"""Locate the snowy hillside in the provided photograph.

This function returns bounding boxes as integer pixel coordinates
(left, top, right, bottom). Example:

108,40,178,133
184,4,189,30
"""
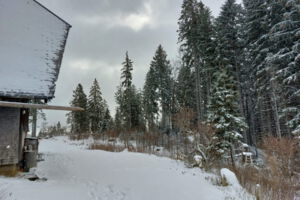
0,137,252,200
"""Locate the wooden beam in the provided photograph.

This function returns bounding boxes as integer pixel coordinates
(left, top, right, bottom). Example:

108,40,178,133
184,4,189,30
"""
0,101,84,111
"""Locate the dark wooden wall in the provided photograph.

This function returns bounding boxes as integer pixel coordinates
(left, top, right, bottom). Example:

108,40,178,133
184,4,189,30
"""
0,107,20,166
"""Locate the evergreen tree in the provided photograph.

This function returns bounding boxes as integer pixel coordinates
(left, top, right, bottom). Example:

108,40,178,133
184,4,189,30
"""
88,79,106,133
121,52,133,89
215,0,241,76
154,45,172,130
115,52,143,130
208,68,247,167
68,83,89,134
143,65,159,130
214,0,254,143
114,107,122,131
120,52,134,129
131,87,145,130
176,63,196,110
102,108,112,132
242,0,269,142
143,45,173,130
266,0,300,136
178,0,215,121
215,0,243,115
243,0,300,138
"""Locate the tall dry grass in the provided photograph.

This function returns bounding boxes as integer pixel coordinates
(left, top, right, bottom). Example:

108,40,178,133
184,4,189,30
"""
234,136,299,200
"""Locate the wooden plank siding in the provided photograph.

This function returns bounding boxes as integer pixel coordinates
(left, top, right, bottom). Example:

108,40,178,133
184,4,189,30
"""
0,107,20,165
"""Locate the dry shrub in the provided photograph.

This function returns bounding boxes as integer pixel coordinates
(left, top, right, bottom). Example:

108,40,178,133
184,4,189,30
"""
174,107,195,132
262,136,296,179
89,142,152,154
234,136,299,200
69,133,91,140
89,143,125,152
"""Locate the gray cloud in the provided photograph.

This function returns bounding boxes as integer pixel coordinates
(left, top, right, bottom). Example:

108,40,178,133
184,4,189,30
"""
37,0,242,127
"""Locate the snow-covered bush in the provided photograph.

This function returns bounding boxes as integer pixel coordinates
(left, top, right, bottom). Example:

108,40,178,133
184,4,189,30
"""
220,168,240,187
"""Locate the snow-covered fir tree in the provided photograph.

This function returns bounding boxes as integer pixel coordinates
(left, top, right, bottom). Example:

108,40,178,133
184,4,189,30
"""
88,79,106,133
266,0,300,136
215,0,243,103
178,0,216,121
242,0,270,142
207,68,247,167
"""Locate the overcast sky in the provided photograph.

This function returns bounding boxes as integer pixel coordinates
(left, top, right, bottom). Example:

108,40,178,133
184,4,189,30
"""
38,0,242,127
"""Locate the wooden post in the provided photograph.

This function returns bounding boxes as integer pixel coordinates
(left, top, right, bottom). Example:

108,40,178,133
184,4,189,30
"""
0,101,84,111
31,103,37,137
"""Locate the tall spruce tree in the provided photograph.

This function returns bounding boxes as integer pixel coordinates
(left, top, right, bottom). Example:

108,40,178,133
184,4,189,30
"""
68,83,89,134
176,64,196,110
242,0,269,142
131,87,145,130
114,107,122,131
266,0,300,136
143,65,159,130
178,0,215,121
155,45,172,130
215,0,243,104
120,52,134,129
102,108,112,132
208,68,247,167
143,45,173,130
88,79,106,133
115,52,143,130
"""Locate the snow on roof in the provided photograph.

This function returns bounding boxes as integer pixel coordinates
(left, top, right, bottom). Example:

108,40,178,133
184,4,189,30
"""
0,0,71,100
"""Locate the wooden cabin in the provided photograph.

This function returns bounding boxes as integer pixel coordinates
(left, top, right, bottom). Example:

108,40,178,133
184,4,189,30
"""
0,0,72,174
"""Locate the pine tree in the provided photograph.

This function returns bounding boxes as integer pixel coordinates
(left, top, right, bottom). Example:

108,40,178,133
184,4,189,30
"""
121,52,133,89
208,68,247,167
242,0,269,142
68,83,89,134
114,107,122,131
266,0,300,136
131,87,144,130
88,79,106,133
143,45,173,130
143,64,159,130
115,52,142,130
120,52,134,129
176,64,196,110
154,45,172,130
216,0,255,144
215,0,243,105
102,108,112,132
178,0,215,121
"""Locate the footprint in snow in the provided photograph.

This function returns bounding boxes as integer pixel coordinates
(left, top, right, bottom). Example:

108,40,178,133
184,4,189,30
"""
86,181,128,200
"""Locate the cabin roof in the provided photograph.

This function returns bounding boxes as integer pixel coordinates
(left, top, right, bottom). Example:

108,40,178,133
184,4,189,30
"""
0,0,71,100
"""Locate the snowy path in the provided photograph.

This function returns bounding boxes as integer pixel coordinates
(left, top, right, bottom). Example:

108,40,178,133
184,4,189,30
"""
0,137,249,200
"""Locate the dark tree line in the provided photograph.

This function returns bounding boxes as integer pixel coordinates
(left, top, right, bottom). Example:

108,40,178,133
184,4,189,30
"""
176,0,300,146
67,0,300,153
67,79,113,134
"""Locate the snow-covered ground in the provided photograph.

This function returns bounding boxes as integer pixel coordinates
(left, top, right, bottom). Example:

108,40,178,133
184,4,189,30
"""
0,137,253,200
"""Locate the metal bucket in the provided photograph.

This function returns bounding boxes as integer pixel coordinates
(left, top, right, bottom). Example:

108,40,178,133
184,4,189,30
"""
23,151,37,172
23,138,39,172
